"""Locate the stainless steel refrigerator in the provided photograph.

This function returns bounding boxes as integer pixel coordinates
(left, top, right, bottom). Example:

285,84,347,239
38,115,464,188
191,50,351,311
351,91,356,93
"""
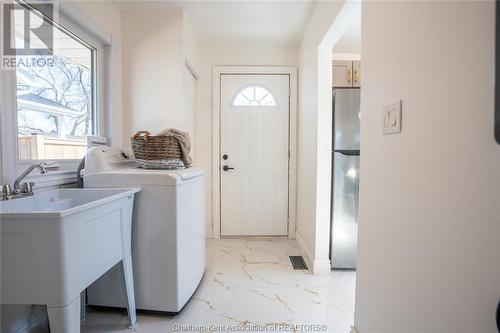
330,88,360,269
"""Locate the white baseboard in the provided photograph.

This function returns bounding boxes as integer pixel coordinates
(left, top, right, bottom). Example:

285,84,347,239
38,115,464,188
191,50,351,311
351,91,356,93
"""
313,258,332,274
295,230,331,274
295,230,314,272
350,325,359,333
205,225,214,239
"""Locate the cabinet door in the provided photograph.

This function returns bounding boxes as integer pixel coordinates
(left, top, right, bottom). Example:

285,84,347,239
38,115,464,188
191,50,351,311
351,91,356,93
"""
353,61,361,87
333,60,353,88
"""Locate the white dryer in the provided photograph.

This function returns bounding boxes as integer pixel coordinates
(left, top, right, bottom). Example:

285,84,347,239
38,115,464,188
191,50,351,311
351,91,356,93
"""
83,147,205,314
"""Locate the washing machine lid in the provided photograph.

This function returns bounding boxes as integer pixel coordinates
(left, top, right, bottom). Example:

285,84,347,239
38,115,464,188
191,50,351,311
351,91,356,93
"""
169,167,204,181
84,167,203,186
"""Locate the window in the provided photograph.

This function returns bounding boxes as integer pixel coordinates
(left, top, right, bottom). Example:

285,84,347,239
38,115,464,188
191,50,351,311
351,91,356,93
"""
14,6,98,160
232,86,277,106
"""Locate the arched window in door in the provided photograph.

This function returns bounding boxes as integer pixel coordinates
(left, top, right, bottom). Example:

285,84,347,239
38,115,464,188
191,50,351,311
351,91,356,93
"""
232,85,277,106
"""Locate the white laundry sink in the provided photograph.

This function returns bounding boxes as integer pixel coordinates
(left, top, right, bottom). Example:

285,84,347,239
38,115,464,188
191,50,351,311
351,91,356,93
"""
0,188,141,333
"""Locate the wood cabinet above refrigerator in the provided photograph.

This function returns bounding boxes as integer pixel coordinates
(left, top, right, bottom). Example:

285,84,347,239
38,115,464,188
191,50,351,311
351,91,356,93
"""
333,60,361,88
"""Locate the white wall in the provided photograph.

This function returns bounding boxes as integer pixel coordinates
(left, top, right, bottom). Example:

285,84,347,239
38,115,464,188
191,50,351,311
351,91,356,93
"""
355,1,500,332
194,39,298,237
121,10,187,140
121,10,200,152
183,13,200,160
183,13,200,73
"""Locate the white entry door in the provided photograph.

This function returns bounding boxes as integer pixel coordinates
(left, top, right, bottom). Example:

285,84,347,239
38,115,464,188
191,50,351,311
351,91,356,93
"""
220,74,290,236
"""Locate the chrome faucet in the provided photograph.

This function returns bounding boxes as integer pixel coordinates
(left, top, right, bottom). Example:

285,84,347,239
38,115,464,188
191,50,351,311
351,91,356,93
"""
1,164,47,201
13,163,47,194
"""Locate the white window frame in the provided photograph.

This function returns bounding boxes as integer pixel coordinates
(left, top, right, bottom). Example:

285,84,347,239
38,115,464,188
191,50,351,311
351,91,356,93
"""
0,2,114,187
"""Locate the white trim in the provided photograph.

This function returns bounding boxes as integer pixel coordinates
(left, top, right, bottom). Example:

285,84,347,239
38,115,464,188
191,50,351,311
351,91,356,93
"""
58,3,118,145
205,225,214,239
185,61,199,80
56,13,107,140
332,53,361,61
0,70,18,185
295,230,314,273
350,326,359,333
212,66,297,240
313,258,333,274
59,1,118,144
296,229,332,274
26,170,77,188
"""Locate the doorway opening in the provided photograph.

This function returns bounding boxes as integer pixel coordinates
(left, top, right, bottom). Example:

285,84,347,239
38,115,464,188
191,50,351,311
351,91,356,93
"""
329,9,362,270
323,0,361,273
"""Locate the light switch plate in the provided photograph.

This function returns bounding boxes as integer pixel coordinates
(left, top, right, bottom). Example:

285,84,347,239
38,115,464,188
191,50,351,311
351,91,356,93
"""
383,100,402,134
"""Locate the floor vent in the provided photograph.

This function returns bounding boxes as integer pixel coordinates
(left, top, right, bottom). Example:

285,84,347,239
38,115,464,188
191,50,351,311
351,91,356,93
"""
289,256,308,270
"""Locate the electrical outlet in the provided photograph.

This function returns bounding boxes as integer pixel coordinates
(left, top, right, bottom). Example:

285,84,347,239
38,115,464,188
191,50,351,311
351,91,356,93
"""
383,100,402,134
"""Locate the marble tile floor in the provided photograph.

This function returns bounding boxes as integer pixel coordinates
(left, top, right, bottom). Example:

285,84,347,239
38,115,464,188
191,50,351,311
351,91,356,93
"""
82,238,356,333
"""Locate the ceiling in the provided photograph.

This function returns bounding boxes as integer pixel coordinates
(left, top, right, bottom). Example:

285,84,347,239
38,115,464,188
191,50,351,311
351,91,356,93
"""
112,0,317,46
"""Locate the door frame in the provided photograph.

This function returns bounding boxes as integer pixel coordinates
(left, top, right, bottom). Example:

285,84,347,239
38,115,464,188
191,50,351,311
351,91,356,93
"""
212,66,297,239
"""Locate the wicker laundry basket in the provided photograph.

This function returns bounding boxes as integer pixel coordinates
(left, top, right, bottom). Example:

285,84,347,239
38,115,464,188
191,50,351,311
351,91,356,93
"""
130,131,183,169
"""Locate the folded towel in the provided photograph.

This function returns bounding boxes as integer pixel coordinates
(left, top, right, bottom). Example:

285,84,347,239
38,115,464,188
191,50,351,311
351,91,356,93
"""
157,128,192,167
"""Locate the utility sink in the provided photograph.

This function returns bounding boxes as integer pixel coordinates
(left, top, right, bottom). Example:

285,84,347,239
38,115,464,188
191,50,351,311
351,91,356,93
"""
0,188,141,333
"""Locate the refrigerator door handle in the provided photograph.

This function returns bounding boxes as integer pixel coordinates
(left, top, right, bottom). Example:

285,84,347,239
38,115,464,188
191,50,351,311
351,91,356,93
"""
334,150,360,156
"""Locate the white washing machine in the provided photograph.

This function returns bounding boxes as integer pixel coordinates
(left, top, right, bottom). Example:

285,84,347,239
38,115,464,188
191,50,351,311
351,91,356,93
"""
83,147,205,314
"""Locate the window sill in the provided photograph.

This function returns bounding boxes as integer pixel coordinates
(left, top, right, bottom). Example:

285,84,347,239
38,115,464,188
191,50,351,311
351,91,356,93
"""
25,169,78,188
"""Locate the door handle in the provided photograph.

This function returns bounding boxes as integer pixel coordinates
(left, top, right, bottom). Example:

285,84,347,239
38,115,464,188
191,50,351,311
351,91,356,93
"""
334,150,360,156
223,165,234,171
